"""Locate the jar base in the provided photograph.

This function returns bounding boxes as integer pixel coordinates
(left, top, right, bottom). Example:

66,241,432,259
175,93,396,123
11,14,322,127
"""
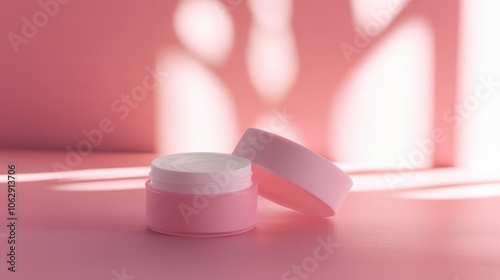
147,224,256,237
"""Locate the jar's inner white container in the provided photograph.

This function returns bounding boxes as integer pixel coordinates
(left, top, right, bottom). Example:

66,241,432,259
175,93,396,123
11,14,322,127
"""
150,152,252,194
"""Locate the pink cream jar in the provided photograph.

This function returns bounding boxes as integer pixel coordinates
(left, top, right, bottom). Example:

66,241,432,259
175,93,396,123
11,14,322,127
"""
146,153,257,237
146,128,353,237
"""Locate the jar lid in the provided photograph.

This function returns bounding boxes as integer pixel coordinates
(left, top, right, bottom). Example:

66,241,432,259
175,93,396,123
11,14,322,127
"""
232,128,352,217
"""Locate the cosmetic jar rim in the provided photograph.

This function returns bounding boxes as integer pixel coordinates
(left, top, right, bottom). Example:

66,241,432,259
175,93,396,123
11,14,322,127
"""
149,152,253,194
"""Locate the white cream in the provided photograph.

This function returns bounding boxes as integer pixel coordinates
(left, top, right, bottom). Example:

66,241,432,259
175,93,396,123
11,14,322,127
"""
150,152,252,194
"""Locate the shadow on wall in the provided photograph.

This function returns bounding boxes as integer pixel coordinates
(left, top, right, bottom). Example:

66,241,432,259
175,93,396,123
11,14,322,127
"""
0,0,459,167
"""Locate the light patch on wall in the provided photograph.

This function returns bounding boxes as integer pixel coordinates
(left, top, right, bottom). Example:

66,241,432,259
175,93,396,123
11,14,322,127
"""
248,0,292,31
246,0,298,104
155,50,238,153
329,17,434,168
457,0,500,169
173,0,234,64
349,0,410,31
251,109,304,145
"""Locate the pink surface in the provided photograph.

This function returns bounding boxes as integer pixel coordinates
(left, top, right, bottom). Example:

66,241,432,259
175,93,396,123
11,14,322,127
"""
0,150,499,280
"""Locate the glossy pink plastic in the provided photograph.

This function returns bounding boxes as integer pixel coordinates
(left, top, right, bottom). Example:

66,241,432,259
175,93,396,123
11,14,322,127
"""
233,128,353,217
145,179,258,237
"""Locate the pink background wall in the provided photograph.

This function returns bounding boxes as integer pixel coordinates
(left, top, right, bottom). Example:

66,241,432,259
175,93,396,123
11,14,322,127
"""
1,0,499,169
